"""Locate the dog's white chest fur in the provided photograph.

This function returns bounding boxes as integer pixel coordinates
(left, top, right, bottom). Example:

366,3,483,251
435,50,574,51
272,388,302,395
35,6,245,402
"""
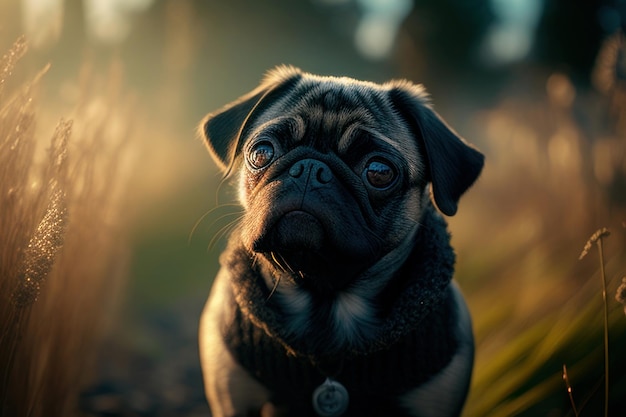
275,284,379,347
269,226,418,348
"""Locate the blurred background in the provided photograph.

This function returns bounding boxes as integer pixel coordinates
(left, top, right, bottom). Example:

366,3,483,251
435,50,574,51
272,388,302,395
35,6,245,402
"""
1,0,625,416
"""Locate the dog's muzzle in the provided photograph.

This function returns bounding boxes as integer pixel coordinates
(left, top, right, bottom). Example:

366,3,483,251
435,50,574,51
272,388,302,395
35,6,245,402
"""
255,158,373,293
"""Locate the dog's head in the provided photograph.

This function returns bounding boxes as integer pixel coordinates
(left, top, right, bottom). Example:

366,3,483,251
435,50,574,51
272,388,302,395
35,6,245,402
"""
200,66,483,295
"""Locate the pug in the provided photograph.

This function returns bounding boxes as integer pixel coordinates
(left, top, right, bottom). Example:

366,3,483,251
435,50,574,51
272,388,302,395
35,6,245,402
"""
198,66,484,417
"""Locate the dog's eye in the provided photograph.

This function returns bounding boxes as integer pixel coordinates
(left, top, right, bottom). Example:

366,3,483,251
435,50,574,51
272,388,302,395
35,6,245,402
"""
247,141,275,169
364,159,396,189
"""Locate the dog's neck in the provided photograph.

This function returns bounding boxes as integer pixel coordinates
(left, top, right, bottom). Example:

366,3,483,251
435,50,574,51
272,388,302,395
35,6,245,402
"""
222,205,455,358
256,223,419,349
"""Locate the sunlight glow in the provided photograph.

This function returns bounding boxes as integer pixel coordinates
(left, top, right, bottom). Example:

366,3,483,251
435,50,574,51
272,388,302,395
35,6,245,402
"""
354,0,413,60
20,0,156,46
21,0,64,48
481,0,543,65
83,0,155,44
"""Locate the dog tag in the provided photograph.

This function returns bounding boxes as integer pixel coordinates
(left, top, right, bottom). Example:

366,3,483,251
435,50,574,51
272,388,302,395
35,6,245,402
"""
312,378,349,417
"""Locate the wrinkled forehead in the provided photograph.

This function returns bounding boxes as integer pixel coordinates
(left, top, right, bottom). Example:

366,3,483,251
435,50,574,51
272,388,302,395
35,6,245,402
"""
246,79,422,177
252,78,396,129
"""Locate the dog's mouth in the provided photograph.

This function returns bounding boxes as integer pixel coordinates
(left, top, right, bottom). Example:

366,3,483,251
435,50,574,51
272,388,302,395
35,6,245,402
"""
257,211,369,293
274,211,325,252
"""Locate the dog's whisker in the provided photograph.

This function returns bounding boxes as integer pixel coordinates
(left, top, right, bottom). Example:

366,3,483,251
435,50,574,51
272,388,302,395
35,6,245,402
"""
188,209,213,245
269,251,285,272
188,204,243,244
207,211,244,234
271,251,297,275
204,215,242,253
274,252,304,281
266,274,281,302
214,172,236,205
207,218,242,252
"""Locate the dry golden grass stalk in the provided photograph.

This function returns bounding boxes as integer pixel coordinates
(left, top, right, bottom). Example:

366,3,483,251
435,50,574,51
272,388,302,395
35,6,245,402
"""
12,183,68,307
562,364,579,417
0,36,27,100
616,277,626,315
12,120,71,308
579,228,611,260
0,39,132,417
578,228,612,417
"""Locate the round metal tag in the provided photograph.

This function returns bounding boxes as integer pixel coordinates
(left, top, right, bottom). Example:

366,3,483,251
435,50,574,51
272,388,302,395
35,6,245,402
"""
312,378,349,417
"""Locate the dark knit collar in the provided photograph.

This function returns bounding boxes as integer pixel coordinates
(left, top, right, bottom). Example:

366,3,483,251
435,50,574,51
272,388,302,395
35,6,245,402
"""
221,205,455,359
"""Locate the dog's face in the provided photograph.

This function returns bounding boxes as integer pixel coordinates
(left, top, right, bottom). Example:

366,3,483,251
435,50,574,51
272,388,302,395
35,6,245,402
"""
201,66,483,296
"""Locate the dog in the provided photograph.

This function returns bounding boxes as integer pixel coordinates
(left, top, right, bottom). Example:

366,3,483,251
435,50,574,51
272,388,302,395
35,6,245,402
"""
198,66,484,417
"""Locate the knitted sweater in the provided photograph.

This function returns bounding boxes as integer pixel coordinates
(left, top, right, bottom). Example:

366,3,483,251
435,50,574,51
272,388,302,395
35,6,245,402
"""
220,207,459,416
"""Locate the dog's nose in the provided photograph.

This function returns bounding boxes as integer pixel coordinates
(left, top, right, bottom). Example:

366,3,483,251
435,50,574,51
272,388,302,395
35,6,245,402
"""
288,159,333,185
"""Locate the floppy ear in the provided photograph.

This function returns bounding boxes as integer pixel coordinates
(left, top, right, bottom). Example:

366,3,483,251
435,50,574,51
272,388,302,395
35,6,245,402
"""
200,66,302,172
388,83,484,216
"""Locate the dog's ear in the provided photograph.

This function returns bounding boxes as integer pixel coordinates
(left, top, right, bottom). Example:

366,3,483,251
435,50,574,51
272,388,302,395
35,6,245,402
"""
200,66,302,172
387,83,484,216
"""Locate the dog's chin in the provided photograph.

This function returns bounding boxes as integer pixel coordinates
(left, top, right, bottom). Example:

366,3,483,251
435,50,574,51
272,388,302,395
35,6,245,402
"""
254,211,371,294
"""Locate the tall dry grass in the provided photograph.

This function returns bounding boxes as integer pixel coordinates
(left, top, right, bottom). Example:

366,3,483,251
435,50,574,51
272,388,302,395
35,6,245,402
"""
458,32,626,417
0,38,133,417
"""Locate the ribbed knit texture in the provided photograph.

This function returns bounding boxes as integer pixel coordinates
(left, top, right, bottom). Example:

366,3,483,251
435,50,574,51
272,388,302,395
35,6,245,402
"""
220,206,459,416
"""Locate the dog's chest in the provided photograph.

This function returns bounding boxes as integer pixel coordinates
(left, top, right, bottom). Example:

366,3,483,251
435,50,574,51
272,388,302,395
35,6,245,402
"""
218,207,460,415
273,284,380,348
222,291,457,417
